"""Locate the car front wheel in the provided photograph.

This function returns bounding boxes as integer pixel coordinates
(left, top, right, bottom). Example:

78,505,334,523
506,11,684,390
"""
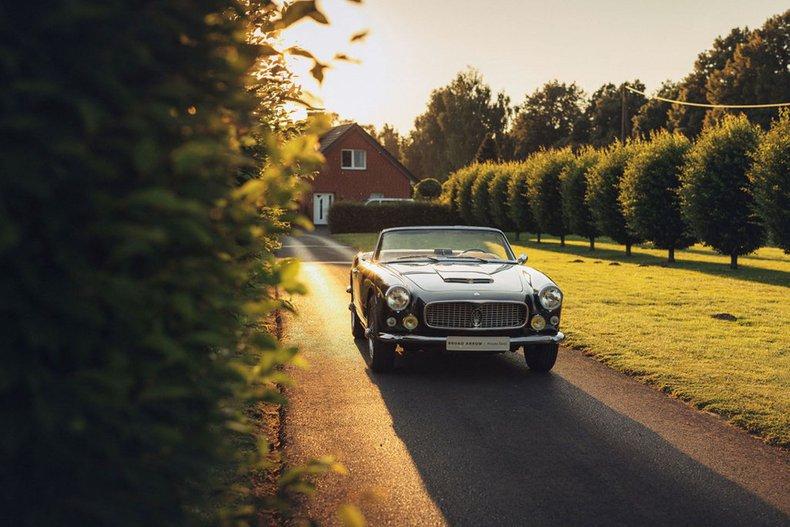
524,343,558,373
366,299,395,373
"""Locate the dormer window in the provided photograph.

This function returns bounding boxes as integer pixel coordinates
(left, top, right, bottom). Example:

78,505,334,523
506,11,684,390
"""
341,149,366,170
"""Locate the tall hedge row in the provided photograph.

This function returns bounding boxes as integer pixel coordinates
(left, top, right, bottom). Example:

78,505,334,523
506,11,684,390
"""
439,118,789,264
0,2,326,524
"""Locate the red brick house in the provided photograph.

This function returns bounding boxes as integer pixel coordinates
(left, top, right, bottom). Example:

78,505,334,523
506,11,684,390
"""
305,123,417,225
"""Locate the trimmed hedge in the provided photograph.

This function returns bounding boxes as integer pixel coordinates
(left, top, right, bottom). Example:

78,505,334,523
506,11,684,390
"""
328,201,456,233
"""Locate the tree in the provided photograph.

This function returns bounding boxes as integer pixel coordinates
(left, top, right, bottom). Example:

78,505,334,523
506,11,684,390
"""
561,147,600,249
0,0,330,524
620,132,695,262
402,69,510,181
476,134,500,162
488,165,516,231
668,27,751,137
527,149,575,245
706,11,790,130
585,141,641,255
750,109,790,251
413,177,442,201
510,80,586,157
471,164,497,225
507,162,538,240
632,81,680,137
681,115,763,269
377,123,403,160
579,80,647,146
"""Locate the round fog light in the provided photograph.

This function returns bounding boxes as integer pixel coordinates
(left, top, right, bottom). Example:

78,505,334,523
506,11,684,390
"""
530,314,546,331
386,317,397,327
549,315,559,326
402,314,418,331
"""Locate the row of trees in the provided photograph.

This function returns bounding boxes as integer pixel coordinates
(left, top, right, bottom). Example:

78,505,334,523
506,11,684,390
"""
366,9,788,181
441,113,788,269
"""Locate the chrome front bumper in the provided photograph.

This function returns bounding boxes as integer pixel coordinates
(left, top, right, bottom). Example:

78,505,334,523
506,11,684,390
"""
376,332,565,345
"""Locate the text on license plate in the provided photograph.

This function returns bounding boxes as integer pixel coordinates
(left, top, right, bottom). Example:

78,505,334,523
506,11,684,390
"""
446,336,510,352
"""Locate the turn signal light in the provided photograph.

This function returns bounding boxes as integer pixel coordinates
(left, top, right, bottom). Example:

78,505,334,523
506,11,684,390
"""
403,314,418,331
530,314,546,331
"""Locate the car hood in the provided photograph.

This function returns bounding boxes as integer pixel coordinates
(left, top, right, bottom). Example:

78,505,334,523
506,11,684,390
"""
385,261,525,292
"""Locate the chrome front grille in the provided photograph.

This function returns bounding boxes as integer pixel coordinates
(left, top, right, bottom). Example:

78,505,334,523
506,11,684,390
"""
424,301,527,330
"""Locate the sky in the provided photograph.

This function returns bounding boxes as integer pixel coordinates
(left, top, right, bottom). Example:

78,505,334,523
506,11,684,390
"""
282,0,787,133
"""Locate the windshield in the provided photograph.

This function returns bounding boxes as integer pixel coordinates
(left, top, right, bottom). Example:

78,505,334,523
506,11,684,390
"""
376,229,514,262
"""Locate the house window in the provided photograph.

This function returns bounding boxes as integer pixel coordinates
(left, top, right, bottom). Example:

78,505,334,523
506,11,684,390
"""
341,149,366,170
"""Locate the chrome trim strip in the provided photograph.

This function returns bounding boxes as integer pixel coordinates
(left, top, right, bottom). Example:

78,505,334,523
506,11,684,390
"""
423,300,529,330
377,331,564,345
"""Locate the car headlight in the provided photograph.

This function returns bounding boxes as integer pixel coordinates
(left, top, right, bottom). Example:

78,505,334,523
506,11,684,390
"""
538,285,563,311
385,285,410,311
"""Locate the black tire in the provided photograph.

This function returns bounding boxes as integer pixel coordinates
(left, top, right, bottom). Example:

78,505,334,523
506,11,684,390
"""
366,299,395,373
351,303,365,339
525,343,558,373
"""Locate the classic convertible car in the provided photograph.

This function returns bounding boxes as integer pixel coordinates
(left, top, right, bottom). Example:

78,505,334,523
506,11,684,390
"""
348,226,565,373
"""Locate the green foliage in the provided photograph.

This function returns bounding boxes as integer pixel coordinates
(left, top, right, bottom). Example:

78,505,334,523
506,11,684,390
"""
510,81,586,157
475,134,501,163
560,147,600,244
470,164,497,225
328,201,454,233
488,165,516,231
585,141,641,251
706,11,790,130
681,115,764,267
621,132,695,260
402,69,510,181
632,81,680,137
0,1,337,524
413,177,443,201
454,164,482,224
668,27,751,137
527,149,575,240
441,176,461,220
578,80,647,146
749,109,790,251
506,162,537,235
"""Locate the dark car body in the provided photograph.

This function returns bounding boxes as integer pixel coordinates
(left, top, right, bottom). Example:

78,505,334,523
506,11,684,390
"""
348,226,564,355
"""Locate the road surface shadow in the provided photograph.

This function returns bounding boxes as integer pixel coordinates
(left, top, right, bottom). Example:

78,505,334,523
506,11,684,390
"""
354,342,787,526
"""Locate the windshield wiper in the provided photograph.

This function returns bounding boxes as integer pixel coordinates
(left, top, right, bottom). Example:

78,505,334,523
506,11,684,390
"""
390,255,441,263
444,255,492,263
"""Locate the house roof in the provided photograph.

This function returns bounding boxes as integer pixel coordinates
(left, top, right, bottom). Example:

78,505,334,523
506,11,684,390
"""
318,123,418,184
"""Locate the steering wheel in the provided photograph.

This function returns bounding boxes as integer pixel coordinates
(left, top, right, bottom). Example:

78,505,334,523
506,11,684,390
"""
459,248,489,255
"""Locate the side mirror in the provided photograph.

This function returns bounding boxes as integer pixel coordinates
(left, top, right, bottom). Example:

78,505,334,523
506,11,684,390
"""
517,254,528,264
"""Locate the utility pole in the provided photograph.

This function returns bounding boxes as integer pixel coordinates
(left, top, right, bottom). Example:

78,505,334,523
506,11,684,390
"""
620,84,627,144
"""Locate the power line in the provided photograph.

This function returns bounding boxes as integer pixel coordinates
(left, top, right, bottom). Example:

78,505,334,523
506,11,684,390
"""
624,85,790,109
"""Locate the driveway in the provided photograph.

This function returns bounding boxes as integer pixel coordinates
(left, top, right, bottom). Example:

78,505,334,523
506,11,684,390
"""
278,231,789,526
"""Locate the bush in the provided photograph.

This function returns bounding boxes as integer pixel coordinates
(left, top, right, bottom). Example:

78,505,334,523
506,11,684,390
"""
621,132,695,262
585,141,641,254
488,164,516,231
681,115,764,268
454,164,481,225
750,109,790,252
328,201,455,233
441,176,461,220
506,162,538,239
527,148,575,244
470,164,497,225
0,2,325,524
561,147,600,249
413,177,442,200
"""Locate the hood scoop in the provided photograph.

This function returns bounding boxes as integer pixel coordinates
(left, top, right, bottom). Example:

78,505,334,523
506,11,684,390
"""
443,276,493,284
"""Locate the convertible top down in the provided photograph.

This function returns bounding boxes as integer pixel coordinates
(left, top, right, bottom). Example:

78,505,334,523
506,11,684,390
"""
348,226,565,372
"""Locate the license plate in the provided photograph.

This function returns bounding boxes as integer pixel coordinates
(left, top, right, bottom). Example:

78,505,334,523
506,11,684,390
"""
446,336,510,352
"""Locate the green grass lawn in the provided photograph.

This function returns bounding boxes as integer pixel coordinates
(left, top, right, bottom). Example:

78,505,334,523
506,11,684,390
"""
333,232,790,448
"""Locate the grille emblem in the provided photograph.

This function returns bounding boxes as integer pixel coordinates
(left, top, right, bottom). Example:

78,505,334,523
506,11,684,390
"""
471,308,483,327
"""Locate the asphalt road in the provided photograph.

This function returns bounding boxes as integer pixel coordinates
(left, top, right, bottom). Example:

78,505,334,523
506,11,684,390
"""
278,231,790,527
